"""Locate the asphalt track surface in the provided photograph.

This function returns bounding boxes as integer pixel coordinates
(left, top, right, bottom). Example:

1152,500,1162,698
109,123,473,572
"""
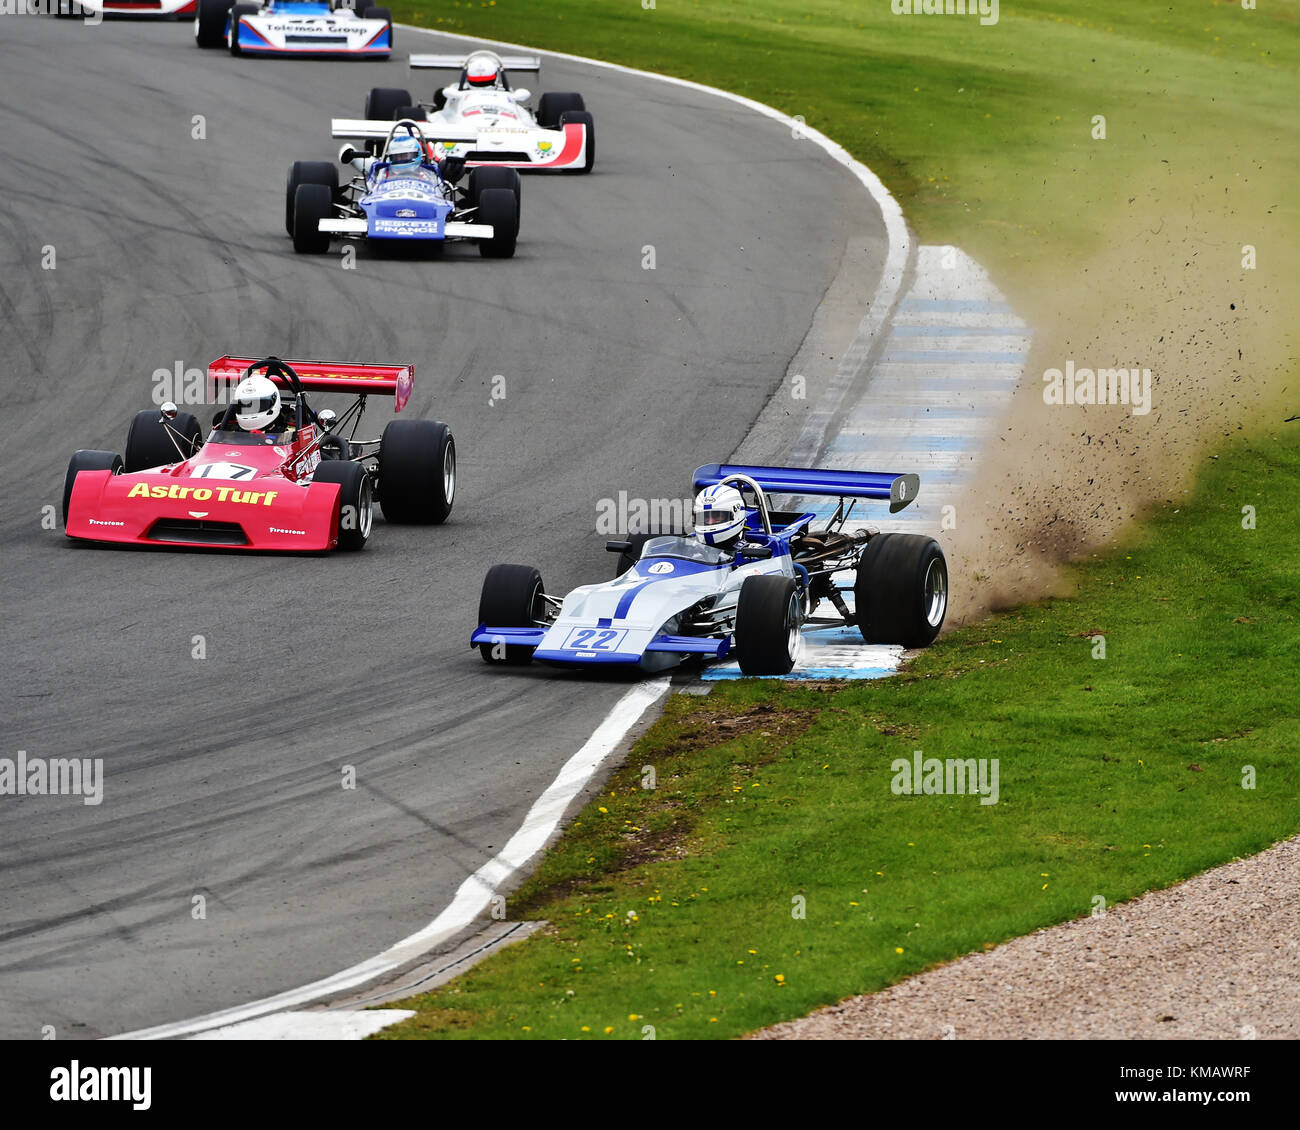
0,17,883,1038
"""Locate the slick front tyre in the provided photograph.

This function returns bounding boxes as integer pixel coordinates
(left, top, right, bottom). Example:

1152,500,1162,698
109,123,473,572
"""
124,409,202,473
378,419,455,524
536,92,585,129
286,161,338,236
228,4,257,54
854,533,948,648
734,574,802,676
477,187,518,258
468,166,522,221
365,86,413,122
559,110,595,174
478,564,544,664
368,7,392,50
615,534,655,577
313,460,372,551
292,184,333,255
195,0,229,47
63,451,122,528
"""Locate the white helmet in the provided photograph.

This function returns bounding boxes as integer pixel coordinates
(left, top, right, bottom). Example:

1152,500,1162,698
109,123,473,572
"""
233,374,281,431
465,52,500,88
693,484,747,546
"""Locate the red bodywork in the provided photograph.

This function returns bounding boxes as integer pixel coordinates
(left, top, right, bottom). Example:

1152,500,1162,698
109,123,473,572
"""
65,357,412,552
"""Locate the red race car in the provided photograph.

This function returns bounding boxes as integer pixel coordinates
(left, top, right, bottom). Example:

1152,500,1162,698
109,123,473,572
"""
63,355,455,552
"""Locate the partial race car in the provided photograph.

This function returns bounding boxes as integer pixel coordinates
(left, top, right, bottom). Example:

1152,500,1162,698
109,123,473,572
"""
194,0,392,58
71,1,196,17
355,49,594,173
471,464,948,676
64,356,456,552
288,119,520,257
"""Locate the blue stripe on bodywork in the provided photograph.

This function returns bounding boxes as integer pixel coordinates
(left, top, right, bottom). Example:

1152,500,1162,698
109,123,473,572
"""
613,580,656,619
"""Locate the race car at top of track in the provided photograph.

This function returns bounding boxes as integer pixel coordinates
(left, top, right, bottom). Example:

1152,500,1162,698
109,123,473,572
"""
194,0,392,57
77,1,196,16
355,49,595,173
63,355,456,552
472,464,949,676
288,120,522,256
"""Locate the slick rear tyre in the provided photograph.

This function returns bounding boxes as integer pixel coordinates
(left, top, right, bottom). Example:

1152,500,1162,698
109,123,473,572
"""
318,434,351,461
734,574,802,676
292,183,333,254
537,92,585,129
286,161,338,236
313,460,372,551
477,187,518,258
124,409,201,473
378,419,455,524
63,451,122,529
365,86,413,122
195,0,229,47
854,533,948,648
559,109,595,173
478,564,544,664
228,4,257,55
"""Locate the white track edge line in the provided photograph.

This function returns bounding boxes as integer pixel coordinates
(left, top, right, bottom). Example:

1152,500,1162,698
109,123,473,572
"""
112,24,909,1040
112,678,670,1039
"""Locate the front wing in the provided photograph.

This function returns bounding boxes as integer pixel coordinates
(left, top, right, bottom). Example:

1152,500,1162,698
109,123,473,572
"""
65,470,342,552
319,218,493,241
470,624,730,667
233,13,391,56
332,117,589,171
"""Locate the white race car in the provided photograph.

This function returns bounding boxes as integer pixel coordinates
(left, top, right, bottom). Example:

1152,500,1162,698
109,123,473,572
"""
358,50,594,173
74,1,195,17
194,0,392,58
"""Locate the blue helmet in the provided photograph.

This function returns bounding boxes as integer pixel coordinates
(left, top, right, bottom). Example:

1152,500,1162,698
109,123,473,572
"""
385,134,422,172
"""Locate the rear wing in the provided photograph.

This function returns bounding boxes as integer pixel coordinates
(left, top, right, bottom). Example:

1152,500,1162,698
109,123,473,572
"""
409,53,542,72
208,357,414,412
331,119,481,146
693,463,920,514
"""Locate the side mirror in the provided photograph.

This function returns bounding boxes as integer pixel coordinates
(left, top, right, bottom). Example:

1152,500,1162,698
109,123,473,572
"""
605,540,632,554
338,144,361,165
737,543,773,560
511,88,532,104
317,408,338,431
160,402,178,421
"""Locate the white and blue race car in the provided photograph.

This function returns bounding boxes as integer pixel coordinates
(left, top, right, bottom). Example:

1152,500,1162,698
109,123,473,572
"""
471,464,949,676
286,120,521,257
195,0,392,57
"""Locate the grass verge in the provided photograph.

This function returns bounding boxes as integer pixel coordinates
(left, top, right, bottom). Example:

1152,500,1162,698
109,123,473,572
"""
389,0,1299,328
379,426,1299,1039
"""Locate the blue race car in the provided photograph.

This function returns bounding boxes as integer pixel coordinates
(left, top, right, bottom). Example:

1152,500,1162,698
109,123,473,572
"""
471,464,949,676
286,121,521,258
195,0,393,58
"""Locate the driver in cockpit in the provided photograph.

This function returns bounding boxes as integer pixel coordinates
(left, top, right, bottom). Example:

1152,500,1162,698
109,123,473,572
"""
231,374,295,438
691,483,750,558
